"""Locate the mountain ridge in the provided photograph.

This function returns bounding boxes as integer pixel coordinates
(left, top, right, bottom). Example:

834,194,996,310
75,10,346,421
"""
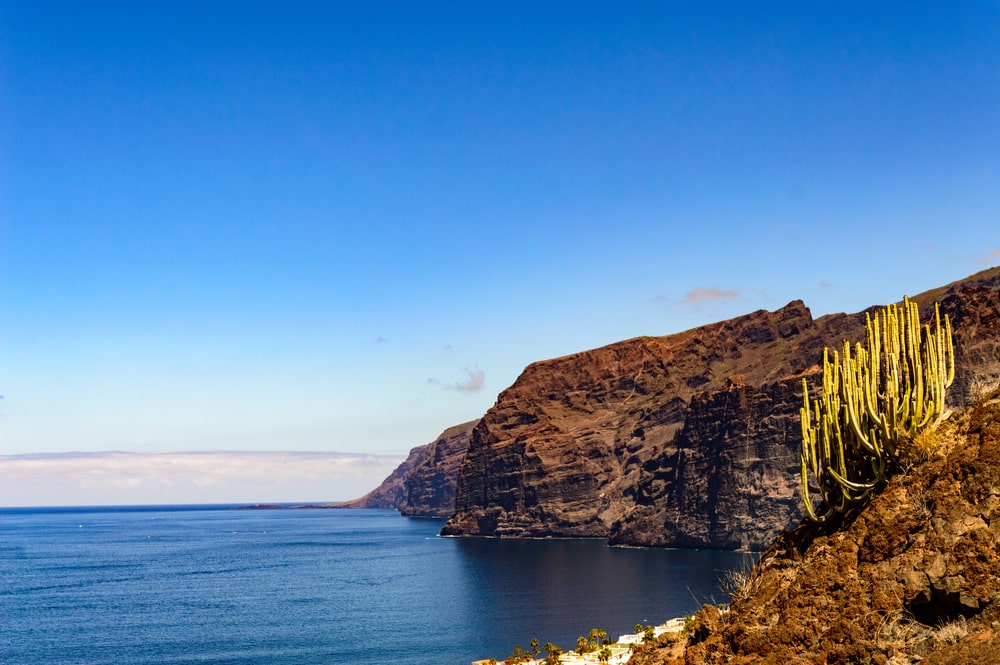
349,266,1000,551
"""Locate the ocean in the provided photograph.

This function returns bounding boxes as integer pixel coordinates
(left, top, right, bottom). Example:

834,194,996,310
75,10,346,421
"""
1,506,754,665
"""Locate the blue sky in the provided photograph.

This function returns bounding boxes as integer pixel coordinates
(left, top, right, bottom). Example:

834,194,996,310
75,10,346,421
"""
1,2,999,502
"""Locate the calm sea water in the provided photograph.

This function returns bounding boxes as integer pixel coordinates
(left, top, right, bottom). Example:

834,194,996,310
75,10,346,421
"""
1,506,753,665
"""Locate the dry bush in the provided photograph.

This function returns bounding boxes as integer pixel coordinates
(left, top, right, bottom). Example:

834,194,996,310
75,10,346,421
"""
875,609,933,657
876,610,970,662
718,557,761,607
931,617,968,648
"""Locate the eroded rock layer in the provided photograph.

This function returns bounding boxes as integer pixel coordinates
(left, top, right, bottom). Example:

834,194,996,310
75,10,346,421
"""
399,420,475,517
441,300,862,542
440,267,1000,548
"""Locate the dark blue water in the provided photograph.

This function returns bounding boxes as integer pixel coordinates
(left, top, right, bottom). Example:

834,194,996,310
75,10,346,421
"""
1,506,753,664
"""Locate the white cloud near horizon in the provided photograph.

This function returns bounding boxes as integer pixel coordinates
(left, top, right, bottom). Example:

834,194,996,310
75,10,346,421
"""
0,451,404,507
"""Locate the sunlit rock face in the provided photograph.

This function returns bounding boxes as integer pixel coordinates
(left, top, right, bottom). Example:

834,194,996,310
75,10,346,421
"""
441,299,861,544
440,267,1000,550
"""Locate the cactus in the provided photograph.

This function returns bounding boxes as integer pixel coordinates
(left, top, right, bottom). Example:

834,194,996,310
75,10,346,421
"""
800,298,954,522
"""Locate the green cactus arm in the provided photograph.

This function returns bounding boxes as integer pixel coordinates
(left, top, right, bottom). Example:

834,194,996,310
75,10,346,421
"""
943,310,955,387
798,297,955,522
800,454,825,523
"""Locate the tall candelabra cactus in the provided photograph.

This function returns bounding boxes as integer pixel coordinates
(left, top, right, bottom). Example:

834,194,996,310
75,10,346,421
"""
800,297,954,522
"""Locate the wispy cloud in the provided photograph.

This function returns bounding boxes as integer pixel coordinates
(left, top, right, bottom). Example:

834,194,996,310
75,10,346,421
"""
0,451,405,507
452,366,485,392
680,286,740,306
977,248,1000,265
428,366,486,393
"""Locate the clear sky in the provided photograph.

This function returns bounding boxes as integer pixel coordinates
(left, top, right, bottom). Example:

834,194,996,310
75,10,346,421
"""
1,2,999,503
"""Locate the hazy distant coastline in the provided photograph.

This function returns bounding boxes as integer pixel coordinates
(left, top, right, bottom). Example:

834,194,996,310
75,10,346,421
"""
0,451,404,508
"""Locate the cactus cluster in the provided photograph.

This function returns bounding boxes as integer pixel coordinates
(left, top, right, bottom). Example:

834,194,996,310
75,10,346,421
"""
799,297,954,522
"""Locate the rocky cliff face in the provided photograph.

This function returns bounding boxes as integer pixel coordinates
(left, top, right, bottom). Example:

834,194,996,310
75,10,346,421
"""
340,420,474,516
398,420,475,517
610,377,805,550
440,267,1000,549
440,300,862,543
940,275,1000,405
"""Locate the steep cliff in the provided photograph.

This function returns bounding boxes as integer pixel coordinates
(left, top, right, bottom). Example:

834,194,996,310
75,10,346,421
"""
398,420,476,517
610,377,805,550
441,266,1000,548
339,420,474,516
441,300,861,541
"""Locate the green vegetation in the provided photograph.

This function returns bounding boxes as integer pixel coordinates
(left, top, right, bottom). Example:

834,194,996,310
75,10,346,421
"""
501,626,616,663
504,644,531,664
799,297,955,522
576,628,609,655
631,623,656,643
542,642,562,665
498,623,671,663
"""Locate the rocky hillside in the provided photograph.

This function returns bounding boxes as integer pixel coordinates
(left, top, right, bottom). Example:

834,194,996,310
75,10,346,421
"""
439,267,1000,549
398,420,475,517
631,386,1000,665
339,420,474,517
440,300,856,545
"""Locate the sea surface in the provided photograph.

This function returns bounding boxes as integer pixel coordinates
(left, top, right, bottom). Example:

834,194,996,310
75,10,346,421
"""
1,505,755,665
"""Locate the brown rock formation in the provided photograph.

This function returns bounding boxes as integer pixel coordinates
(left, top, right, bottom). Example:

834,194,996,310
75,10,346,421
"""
441,266,1000,549
399,420,476,517
632,387,1000,665
339,420,474,516
441,300,861,541
611,377,806,550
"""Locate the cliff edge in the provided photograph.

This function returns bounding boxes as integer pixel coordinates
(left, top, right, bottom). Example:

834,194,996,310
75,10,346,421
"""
339,420,474,517
441,266,1000,549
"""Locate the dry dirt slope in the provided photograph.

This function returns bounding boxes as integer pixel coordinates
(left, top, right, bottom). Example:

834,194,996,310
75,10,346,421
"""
631,387,1000,665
